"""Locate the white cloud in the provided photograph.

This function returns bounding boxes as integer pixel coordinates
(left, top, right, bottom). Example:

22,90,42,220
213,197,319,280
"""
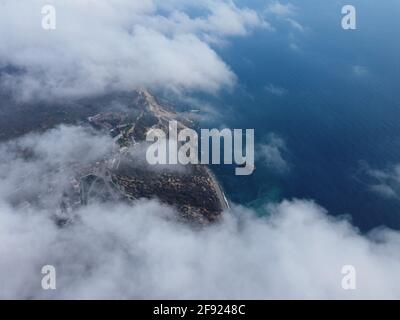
289,42,301,52
265,83,288,96
257,133,289,173
360,162,400,200
1,126,400,299
352,65,369,76
0,0,268,101
0,125,115,209
370,184,398,199
265,1,297,18
265,2,306,35
286,18,305,32
2,195,400,299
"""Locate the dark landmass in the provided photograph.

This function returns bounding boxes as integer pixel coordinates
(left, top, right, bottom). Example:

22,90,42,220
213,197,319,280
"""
57,89,228,224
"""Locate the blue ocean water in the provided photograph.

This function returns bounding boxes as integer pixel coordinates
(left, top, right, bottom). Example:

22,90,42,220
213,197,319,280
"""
202,0,400,231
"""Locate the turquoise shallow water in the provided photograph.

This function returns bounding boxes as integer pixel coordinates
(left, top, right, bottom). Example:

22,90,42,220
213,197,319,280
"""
199,0,400,231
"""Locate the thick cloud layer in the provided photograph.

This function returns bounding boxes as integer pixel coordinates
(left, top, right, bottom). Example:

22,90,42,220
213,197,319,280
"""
0,125,115,210
1,0,400,300
0,126,400,299
0,0,267,100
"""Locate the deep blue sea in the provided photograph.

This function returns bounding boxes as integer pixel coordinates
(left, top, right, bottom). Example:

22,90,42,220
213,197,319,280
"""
199,0,400,231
